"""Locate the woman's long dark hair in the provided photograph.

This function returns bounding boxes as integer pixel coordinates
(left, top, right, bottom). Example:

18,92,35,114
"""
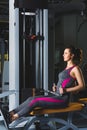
65,45,82,65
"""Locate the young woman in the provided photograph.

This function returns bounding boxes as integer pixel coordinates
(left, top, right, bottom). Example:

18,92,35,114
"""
9,45,85,122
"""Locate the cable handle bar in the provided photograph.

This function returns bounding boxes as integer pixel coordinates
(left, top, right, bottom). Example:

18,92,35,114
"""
40,89,62,96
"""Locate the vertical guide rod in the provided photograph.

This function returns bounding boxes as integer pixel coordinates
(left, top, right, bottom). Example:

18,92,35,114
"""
43,9,48,92
35,9,40,88
23,9,26,88
40,9,43,89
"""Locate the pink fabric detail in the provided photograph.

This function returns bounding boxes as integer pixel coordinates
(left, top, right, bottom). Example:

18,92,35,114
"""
29,97,64,107
62,78,70,88
65,65,76,71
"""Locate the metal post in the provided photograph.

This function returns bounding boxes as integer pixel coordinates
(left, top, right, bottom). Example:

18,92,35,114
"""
9,0,19,110
43,9,48,91
23,9,26,89
35,9,40,88
40,9,43,89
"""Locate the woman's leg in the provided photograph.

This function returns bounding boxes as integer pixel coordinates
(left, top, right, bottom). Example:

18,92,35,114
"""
13,97,34,113
10,95,43,121
10,96,36,120
11,94,69,121
13,95,46,117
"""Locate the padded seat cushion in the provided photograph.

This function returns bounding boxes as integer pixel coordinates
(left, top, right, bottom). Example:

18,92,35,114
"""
30,102,84,115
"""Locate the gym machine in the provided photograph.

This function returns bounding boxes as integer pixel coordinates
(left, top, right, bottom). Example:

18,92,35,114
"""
0,0,48,129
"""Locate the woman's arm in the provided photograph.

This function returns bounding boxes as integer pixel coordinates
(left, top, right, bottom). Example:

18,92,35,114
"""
60,66,85,94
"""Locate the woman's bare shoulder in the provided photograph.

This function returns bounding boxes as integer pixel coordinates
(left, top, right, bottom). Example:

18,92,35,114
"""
73,65,81,71
71,65,82,76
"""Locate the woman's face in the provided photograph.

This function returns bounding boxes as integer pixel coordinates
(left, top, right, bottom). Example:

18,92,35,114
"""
63,48,73,62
